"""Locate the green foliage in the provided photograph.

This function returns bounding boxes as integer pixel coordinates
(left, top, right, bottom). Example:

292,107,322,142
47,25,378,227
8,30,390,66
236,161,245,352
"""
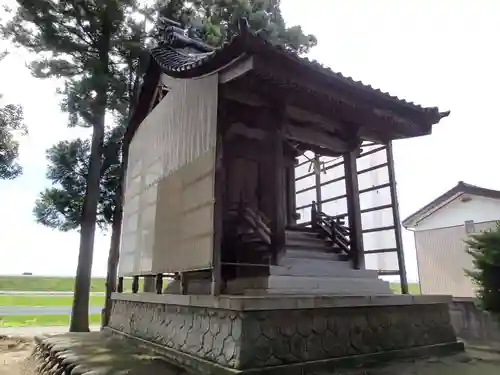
0,51,26,180
465,222,500,314
33,125,124,231
4,0,317,233
0,99,25,179
189,0,317,53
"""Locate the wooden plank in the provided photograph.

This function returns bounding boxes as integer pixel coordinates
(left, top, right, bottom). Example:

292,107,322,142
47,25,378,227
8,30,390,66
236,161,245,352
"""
344,151,365,269
219,55,254,83
386,141,409,294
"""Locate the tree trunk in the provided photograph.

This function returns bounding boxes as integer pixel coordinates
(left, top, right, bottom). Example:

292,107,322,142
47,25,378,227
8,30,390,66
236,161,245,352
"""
70,121,105,332
70,11,111,332
102,143,128,328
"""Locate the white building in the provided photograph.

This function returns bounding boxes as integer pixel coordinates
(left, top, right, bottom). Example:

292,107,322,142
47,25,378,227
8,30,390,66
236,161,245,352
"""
402,181,500,297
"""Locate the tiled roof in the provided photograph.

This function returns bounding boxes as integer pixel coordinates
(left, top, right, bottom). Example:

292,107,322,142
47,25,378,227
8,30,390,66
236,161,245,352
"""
151,20,449,121
402,181,500,228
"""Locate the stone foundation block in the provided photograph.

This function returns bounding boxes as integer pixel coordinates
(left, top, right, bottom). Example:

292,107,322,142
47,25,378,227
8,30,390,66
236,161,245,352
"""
107,293,464,374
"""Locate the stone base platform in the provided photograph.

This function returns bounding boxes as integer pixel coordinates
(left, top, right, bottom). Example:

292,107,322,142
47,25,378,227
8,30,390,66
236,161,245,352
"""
107,293,464,374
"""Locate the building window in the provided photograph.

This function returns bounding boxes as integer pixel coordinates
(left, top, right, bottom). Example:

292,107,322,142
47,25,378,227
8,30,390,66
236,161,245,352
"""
465,220,475,234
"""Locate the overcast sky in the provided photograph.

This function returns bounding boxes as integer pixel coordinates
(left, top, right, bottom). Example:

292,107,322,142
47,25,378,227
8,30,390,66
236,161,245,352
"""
0,0,498,281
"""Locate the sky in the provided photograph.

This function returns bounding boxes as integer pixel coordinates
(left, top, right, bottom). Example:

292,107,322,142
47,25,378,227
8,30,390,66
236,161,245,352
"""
1,0,499,281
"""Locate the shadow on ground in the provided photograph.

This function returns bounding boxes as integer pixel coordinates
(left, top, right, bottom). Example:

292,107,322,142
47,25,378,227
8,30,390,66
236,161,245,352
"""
1,333,500,375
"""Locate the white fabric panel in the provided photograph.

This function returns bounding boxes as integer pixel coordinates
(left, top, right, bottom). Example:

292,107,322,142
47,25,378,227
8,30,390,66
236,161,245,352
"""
119,74,218,276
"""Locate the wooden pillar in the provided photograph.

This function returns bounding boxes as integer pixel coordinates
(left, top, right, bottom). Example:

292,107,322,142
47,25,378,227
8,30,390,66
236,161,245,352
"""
117,277,123,293
180,272,187,295
344,151,365,269
285,163,296,225
269,108,287,264
132,276,139,293
314,154,322,212
386,142,409,294
155,273,163,294
211,127,226,295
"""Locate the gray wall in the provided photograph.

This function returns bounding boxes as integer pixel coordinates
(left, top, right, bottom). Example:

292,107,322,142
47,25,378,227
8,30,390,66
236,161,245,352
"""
415,221,497,297
450,298,500,348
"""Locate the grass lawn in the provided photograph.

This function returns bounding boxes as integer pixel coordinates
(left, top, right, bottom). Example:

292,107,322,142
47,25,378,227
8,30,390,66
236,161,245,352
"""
0,314,101,327
390,282,421,294
0,275,420,295
0,295,105,307
0,276,135,292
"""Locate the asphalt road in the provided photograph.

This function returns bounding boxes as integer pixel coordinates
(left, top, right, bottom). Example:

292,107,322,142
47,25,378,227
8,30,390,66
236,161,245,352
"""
0,306,103,315
0,291,104,295
0,325,101,336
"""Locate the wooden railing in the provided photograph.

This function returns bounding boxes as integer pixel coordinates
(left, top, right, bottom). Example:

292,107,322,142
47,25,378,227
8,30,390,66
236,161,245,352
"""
237,201,272,246
311,201,351,257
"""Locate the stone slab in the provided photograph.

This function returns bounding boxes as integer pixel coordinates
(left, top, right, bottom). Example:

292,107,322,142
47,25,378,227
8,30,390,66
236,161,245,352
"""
108,295,462,373
112,292,452,311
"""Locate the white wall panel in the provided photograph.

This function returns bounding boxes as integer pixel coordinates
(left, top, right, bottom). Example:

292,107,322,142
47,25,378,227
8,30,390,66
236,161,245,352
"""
119,74,218,276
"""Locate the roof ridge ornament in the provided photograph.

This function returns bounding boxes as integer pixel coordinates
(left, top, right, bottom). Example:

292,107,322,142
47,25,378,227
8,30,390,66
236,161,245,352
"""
160,17,214,53
238,18,250,37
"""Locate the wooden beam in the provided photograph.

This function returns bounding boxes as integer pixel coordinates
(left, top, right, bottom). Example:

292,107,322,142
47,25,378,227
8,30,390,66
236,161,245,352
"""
226,122,267,140
344,151,365,269
314,154,322,212
211,128,226,295
253,57,419,135
220,86,265,107
287,105,345,132
285,123,355,154
269,106,287,263
219,55,254,83
386,142,409,294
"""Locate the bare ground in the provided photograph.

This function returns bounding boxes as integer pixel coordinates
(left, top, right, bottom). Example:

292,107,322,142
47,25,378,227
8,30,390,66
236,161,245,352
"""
1,334,500,375
0,336,34,375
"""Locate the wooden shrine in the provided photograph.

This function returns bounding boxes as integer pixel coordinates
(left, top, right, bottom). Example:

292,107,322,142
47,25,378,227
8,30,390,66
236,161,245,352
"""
106,19,462,374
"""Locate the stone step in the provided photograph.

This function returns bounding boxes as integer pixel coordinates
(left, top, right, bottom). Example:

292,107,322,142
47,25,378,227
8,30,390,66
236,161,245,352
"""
270,264,378,278
286,225,317,233
285,230,321,240
242,287,394,296
283,248,344,260
226,275,393,295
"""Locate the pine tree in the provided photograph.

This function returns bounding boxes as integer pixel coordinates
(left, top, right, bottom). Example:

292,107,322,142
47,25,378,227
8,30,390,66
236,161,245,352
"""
465,222,500,314
2,0,140,332
2,0,316,330
0,51,25,180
